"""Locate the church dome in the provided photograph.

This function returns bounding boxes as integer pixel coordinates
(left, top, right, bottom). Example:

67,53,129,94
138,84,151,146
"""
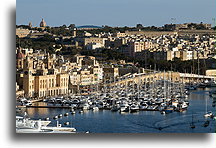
40,18,47,27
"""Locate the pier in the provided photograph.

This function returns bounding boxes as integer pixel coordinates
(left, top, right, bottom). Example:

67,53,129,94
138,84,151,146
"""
26,105,72,109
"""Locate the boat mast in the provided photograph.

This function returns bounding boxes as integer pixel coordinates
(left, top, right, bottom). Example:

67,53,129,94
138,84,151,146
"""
138,73,140,100
197,50,200,75
205,96,207,113
164,70,166,100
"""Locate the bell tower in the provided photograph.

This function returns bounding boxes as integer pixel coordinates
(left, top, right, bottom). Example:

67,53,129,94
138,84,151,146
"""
23,56,34,97
45,53,53,69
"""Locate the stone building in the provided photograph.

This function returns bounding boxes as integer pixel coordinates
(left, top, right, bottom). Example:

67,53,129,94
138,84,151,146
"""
16,28,30,38
127,41,153,57
21,55,69,98
16,48,25,70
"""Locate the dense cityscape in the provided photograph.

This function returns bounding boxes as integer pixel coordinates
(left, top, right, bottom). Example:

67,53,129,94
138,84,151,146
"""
16,18,216,133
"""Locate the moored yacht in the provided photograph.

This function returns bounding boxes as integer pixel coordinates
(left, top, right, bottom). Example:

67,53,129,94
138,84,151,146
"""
16,116,76,133
130,103,139,113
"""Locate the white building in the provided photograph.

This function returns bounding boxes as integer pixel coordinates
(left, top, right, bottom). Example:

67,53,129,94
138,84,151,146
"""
86,43,104,50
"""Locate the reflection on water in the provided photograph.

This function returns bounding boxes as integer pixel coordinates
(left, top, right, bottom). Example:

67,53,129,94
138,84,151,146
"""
26,103,49,116
18,88,216,133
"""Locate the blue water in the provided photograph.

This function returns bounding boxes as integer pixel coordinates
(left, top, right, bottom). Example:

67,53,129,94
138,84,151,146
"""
21,88,216,133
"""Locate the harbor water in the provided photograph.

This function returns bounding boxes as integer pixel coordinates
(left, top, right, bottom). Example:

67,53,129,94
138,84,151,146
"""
19,87,216,133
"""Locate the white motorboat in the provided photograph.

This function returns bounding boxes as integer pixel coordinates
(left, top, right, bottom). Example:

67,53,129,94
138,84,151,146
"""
130,104,139,113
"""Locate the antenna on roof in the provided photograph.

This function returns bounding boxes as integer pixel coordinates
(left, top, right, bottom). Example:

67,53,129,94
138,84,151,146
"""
212,18,216,27
171,18,176,24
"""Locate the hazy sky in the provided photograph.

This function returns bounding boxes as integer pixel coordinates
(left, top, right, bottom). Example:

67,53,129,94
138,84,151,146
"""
16,0,216,27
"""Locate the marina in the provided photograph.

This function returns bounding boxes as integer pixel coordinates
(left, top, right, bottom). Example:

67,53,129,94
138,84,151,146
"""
16,84,216,133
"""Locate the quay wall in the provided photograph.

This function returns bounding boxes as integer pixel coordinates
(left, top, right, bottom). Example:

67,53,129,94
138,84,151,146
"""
108,72,214,86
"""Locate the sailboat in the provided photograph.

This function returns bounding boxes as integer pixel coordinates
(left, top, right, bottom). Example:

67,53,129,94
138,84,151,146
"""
204,111,214,118
204,97,214,118
190,114,195,129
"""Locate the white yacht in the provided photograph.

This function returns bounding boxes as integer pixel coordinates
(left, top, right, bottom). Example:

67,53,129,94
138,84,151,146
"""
16,116,76,133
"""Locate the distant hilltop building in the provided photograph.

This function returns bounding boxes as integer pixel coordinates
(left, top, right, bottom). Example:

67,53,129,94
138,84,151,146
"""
164,23,212,30
40,18,47,27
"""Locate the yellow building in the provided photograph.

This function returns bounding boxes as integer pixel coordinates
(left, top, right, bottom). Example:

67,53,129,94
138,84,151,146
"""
83,37,107,47
22,56,69,98
128,41,153,57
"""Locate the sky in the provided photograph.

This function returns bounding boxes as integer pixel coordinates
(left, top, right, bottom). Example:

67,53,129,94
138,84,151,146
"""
16,0,216,27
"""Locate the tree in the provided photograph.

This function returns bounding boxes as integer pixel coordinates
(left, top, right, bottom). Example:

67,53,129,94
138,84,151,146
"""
68,24,75,29
136,24,143,29
37,28,43,32
61,24,67,28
